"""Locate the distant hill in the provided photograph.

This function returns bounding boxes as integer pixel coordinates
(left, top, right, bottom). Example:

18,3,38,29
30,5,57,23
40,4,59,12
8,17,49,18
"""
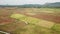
43,2,60,8
0,2,60,8
0,4,42,8
19,4,42,8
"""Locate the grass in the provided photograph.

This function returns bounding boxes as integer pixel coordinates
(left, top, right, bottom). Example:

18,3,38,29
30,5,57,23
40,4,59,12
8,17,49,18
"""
52,24,60,32
51,23,60,34
10,14,55,28
0,8,60,34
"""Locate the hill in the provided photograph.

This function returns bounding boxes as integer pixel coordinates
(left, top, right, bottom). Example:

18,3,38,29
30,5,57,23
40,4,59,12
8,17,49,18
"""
0,2,60,8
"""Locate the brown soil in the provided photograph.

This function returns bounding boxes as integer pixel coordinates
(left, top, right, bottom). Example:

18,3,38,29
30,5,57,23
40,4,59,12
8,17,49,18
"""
17,11,60,23
0,8,60,24
0,8,60,34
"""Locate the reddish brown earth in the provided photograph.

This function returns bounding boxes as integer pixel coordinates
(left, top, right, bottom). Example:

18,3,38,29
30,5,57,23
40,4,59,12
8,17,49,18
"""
16,11,60,23
11,9,60,23
0,11,16,25
34,14,60,23
0,8,60,25
0,9,26,33
0,17,17,25
0,8,60,33
0,21,26,33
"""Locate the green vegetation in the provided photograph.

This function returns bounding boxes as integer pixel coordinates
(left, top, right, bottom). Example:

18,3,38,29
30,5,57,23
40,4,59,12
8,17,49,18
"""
0,8,60,34
51,24,60,34
52,24,60,32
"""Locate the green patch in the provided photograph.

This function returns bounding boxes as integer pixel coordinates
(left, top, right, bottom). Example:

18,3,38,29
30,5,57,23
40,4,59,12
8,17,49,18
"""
51,24,60,34
52,24,60,32
10,14,55,28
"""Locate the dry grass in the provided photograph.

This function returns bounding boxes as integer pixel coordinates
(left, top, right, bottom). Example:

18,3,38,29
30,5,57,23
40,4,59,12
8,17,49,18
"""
0,8,60,34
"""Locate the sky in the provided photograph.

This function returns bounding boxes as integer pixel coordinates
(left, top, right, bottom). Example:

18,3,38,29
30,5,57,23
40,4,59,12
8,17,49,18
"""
0,0,60,5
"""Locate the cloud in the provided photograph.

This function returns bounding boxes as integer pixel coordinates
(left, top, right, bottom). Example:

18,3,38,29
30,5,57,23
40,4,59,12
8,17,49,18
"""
0,0,60,5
